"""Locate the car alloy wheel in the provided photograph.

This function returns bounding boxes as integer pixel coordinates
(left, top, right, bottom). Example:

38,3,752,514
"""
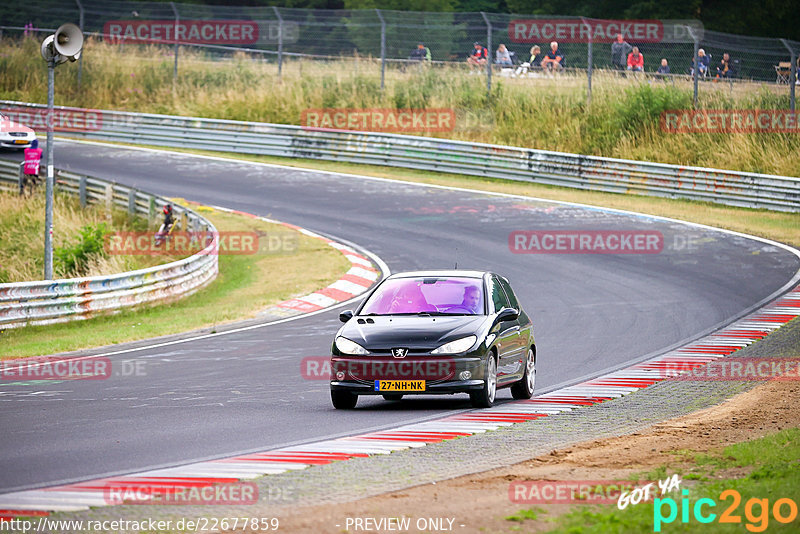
511,347,536,399
470,353,497,408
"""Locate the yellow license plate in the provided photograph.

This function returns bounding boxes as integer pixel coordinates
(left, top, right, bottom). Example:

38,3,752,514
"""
375,380,425,392
14,139,28,144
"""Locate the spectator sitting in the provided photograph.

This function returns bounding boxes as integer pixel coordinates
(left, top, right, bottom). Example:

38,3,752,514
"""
514,45,542,77
611,34,632,70
657,58,670,75
691,49,710,76
626,47,644,72
495,44,513,67
540,41,564,72
715,52,734,79
467,42,488,70
409,43,431,62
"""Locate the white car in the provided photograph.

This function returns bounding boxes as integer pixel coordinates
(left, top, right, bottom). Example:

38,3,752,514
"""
0,113,37,149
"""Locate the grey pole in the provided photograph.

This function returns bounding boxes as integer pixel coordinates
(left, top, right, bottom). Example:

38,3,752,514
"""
780,39,796,113
376,9,385,91
75,0,84,90
688,26,699,107
170,2,179,82
583,18,592,106
44,59,55,279
480,12,492,96
272,7,283,78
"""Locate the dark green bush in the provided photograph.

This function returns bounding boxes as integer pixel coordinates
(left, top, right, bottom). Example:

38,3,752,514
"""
54,223,110,277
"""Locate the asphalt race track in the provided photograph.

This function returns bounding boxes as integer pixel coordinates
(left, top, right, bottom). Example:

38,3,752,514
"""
1,141,798,493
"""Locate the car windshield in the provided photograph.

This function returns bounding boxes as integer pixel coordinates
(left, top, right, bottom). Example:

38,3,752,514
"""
360,277,485,315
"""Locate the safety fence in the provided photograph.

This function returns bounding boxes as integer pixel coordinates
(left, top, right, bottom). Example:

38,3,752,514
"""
2,100,797,213
1,2,798,107
0,159,219,329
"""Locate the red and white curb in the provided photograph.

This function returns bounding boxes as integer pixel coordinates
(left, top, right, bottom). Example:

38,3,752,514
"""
2,285,797,518
192,202,380,315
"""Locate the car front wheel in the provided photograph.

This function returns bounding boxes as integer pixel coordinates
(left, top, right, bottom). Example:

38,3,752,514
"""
511,347,536,399
470,353,497,408
331,389,358,409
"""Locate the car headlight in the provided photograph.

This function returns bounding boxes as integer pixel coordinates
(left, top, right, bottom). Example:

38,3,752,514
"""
431,335,477,355
335,336,369,355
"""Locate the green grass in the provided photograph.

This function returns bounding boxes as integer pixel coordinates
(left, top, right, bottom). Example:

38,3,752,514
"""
0,190,174,282
506,507,545,522
502,428,800,533
1,37,798,177
0,206,351,358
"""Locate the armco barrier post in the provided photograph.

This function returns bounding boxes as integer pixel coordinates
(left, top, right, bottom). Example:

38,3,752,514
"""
128,188,136,217
18,162,24,196
104,184,113,209
79,174,87,208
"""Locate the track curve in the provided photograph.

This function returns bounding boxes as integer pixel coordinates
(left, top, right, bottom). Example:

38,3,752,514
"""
1,141,797,492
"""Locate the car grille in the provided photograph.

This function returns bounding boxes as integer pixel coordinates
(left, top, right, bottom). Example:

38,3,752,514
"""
9,132,27,138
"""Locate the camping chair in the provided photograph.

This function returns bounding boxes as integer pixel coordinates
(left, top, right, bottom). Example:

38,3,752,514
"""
775,62,792,84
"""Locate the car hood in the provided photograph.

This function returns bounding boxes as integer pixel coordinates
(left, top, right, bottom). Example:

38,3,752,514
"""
338,315,488,351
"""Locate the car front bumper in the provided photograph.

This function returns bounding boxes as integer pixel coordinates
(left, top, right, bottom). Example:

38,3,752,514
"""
330,354,486,395
330,379,486,394
0,139,34,148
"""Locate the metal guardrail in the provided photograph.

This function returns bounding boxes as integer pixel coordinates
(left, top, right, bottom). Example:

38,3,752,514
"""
1,100,799,212
0,159,219,329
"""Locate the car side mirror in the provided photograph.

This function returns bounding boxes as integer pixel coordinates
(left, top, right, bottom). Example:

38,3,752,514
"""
339,310,354,323
495,307,519,323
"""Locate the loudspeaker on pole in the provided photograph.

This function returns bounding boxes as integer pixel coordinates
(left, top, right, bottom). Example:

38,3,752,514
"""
40,23,84,63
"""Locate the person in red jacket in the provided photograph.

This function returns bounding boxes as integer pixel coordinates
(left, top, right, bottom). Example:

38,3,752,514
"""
467,42,488,72
627,47,644,72
21,138,42,196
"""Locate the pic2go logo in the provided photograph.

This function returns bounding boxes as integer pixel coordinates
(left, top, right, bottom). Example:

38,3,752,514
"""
654,489,798,532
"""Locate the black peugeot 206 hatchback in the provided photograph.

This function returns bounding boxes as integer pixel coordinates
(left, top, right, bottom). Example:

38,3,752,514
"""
330,270,536,409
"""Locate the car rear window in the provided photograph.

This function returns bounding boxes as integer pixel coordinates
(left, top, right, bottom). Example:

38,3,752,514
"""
360,277,485,315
